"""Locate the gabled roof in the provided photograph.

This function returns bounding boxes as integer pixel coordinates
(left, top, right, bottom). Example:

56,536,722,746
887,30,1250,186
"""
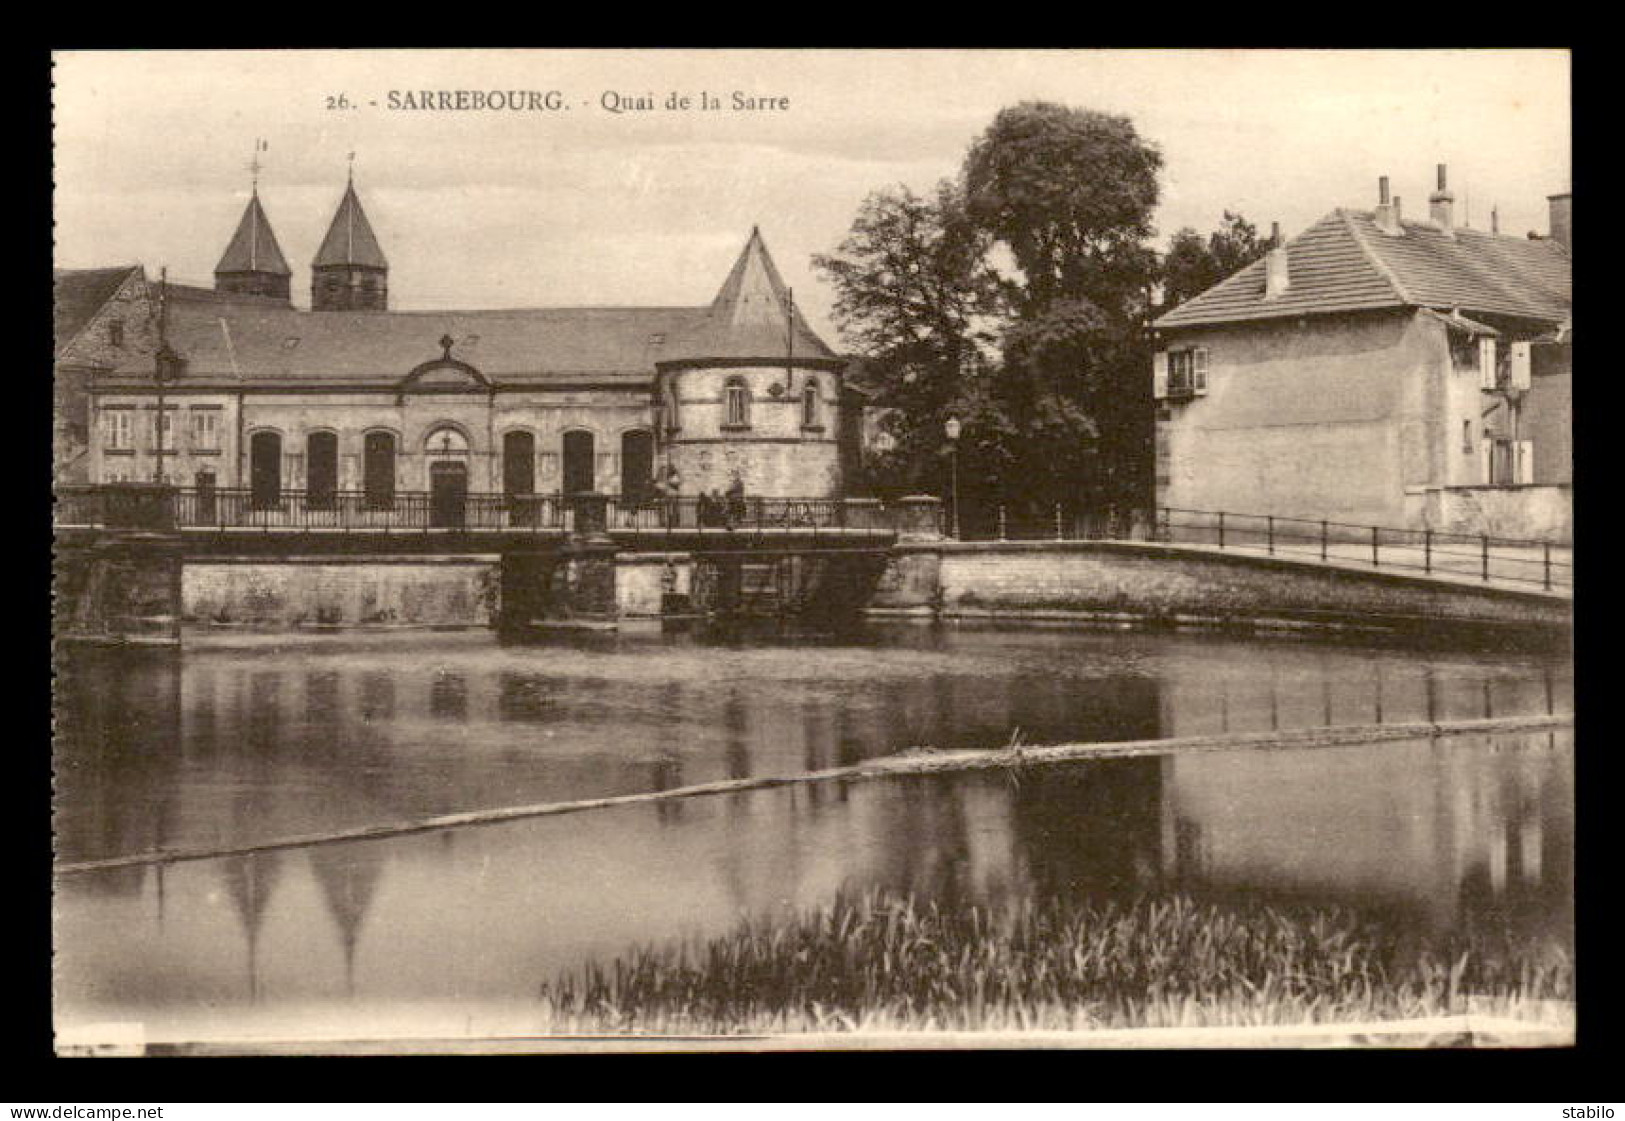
54,265,142,357
660,227,838,363
215,191,292,276
101,283,703,386
313,181,388,270
1155,208,1571,331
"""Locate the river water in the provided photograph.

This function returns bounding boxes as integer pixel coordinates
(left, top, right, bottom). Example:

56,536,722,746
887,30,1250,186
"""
53,625,1573,1045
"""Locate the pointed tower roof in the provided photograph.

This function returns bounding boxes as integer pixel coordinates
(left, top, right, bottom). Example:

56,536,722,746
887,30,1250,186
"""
313,181,388,270
661,227,838,364
215,192,292,276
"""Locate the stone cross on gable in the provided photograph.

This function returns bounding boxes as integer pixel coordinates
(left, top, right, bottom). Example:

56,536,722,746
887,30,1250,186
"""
440,334,455,360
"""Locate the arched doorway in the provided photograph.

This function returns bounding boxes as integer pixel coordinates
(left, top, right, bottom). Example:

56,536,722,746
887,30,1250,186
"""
426,426,470,528
363,431,396,511
562,430,595,495
307,431,338,510
250,431,282,510
621,429,654,503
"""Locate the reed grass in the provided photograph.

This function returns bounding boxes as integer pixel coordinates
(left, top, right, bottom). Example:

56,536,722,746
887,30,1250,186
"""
536,888,1570,1035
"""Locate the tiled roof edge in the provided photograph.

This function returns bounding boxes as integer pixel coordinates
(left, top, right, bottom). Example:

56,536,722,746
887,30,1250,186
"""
1338,209,1414,307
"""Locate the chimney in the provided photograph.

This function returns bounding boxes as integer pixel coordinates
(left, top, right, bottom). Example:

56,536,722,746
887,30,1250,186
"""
1429,163,1455,233
1374,177,1402,235
1548,192,1572,253
1263,222,1289,298
1491,205,1500,235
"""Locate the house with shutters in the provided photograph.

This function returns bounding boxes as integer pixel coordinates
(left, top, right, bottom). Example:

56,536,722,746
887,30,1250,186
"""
79,173,854,509
1150,167,1571,542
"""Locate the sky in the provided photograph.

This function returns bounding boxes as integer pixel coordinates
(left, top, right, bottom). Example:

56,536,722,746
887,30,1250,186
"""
53,49,1570,345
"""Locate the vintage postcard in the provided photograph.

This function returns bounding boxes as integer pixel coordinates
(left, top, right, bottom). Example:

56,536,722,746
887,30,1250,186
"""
51,48,1573,1055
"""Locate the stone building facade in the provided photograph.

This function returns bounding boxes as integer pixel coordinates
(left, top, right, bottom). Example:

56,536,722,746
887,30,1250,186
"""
83,180,851,504
1151,169,1571,541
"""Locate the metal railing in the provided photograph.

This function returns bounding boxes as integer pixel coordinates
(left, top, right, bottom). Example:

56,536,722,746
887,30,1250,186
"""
949,501,1571,591
53,486,899,541
1152,506,1572,592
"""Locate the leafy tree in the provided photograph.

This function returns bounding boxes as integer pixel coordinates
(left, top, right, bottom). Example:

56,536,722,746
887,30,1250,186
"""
1162,211,1272,310
963,102,1164,510
813,181,1003,500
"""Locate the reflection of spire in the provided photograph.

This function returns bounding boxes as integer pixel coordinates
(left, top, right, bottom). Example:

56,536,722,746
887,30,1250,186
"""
308,844,386,997
219,852,283,1003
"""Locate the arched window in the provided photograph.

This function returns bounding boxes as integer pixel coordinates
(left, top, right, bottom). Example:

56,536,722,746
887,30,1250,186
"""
621,430,654,502
801,379,821,429
503,431,535,497
306,431,338,510
562,430,595,495
661,377,682,433
724,377,750,428
364,431,396,511
425,426,470,458
250,431,282,511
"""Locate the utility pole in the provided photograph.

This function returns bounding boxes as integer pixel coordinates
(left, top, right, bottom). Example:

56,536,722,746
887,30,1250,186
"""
153,266,169,483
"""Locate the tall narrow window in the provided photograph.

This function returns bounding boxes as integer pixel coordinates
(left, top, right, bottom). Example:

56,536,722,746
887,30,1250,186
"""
724,377,750,428
801,379,821,429
363,431,396,511
306,431,338,510
107,319,124,348
562,430,595,495
250,431,282,510
621,429,654,502
503,430,536,497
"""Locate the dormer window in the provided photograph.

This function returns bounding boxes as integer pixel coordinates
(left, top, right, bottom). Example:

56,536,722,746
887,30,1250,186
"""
107,319,124,348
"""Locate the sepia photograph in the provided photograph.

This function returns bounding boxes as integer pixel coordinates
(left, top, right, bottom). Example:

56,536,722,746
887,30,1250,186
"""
50,48,1573,1055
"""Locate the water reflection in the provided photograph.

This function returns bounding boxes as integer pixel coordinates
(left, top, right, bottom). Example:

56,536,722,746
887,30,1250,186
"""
55,728,1572,1044
54,628,1572,866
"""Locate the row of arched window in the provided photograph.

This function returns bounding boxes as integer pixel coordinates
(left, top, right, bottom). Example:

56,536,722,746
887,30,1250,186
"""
719,377,825,430
244,427,658,510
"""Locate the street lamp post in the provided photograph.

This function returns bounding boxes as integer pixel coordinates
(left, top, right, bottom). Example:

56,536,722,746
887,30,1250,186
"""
944,416,961,539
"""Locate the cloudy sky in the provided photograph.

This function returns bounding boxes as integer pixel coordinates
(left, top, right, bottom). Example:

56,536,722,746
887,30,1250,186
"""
53,49,1569,343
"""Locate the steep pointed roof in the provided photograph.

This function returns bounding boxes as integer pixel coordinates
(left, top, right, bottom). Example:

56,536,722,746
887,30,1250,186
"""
313,181,388,270
661,227,838,363
1154,208,1570,331
215,192,292,277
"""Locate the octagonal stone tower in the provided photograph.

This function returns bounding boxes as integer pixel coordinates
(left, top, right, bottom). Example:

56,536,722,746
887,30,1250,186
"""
655,228,847,498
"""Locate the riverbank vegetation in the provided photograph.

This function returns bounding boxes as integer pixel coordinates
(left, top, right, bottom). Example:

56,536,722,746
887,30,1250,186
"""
537,888,1570,1034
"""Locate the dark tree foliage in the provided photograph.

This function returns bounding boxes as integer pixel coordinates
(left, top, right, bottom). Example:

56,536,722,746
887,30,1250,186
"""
820,101,1168,516
1162,211,1273,311
812,182,1004,502
965,102,1164,511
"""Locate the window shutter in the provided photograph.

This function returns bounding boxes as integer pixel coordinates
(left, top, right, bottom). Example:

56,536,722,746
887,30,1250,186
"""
1153,351,1169,399
1479,338,1498,389
1516,440,1534,485
1510,341,1532,390
1193,348,1209,394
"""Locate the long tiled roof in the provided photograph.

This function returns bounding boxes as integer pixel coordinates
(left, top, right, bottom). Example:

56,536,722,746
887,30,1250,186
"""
1155,208,1570,331
54,265,141,357
103,285,702,385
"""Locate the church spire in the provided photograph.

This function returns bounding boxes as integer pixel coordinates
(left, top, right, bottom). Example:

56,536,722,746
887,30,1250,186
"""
214,188,292,301
312,171,388,311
